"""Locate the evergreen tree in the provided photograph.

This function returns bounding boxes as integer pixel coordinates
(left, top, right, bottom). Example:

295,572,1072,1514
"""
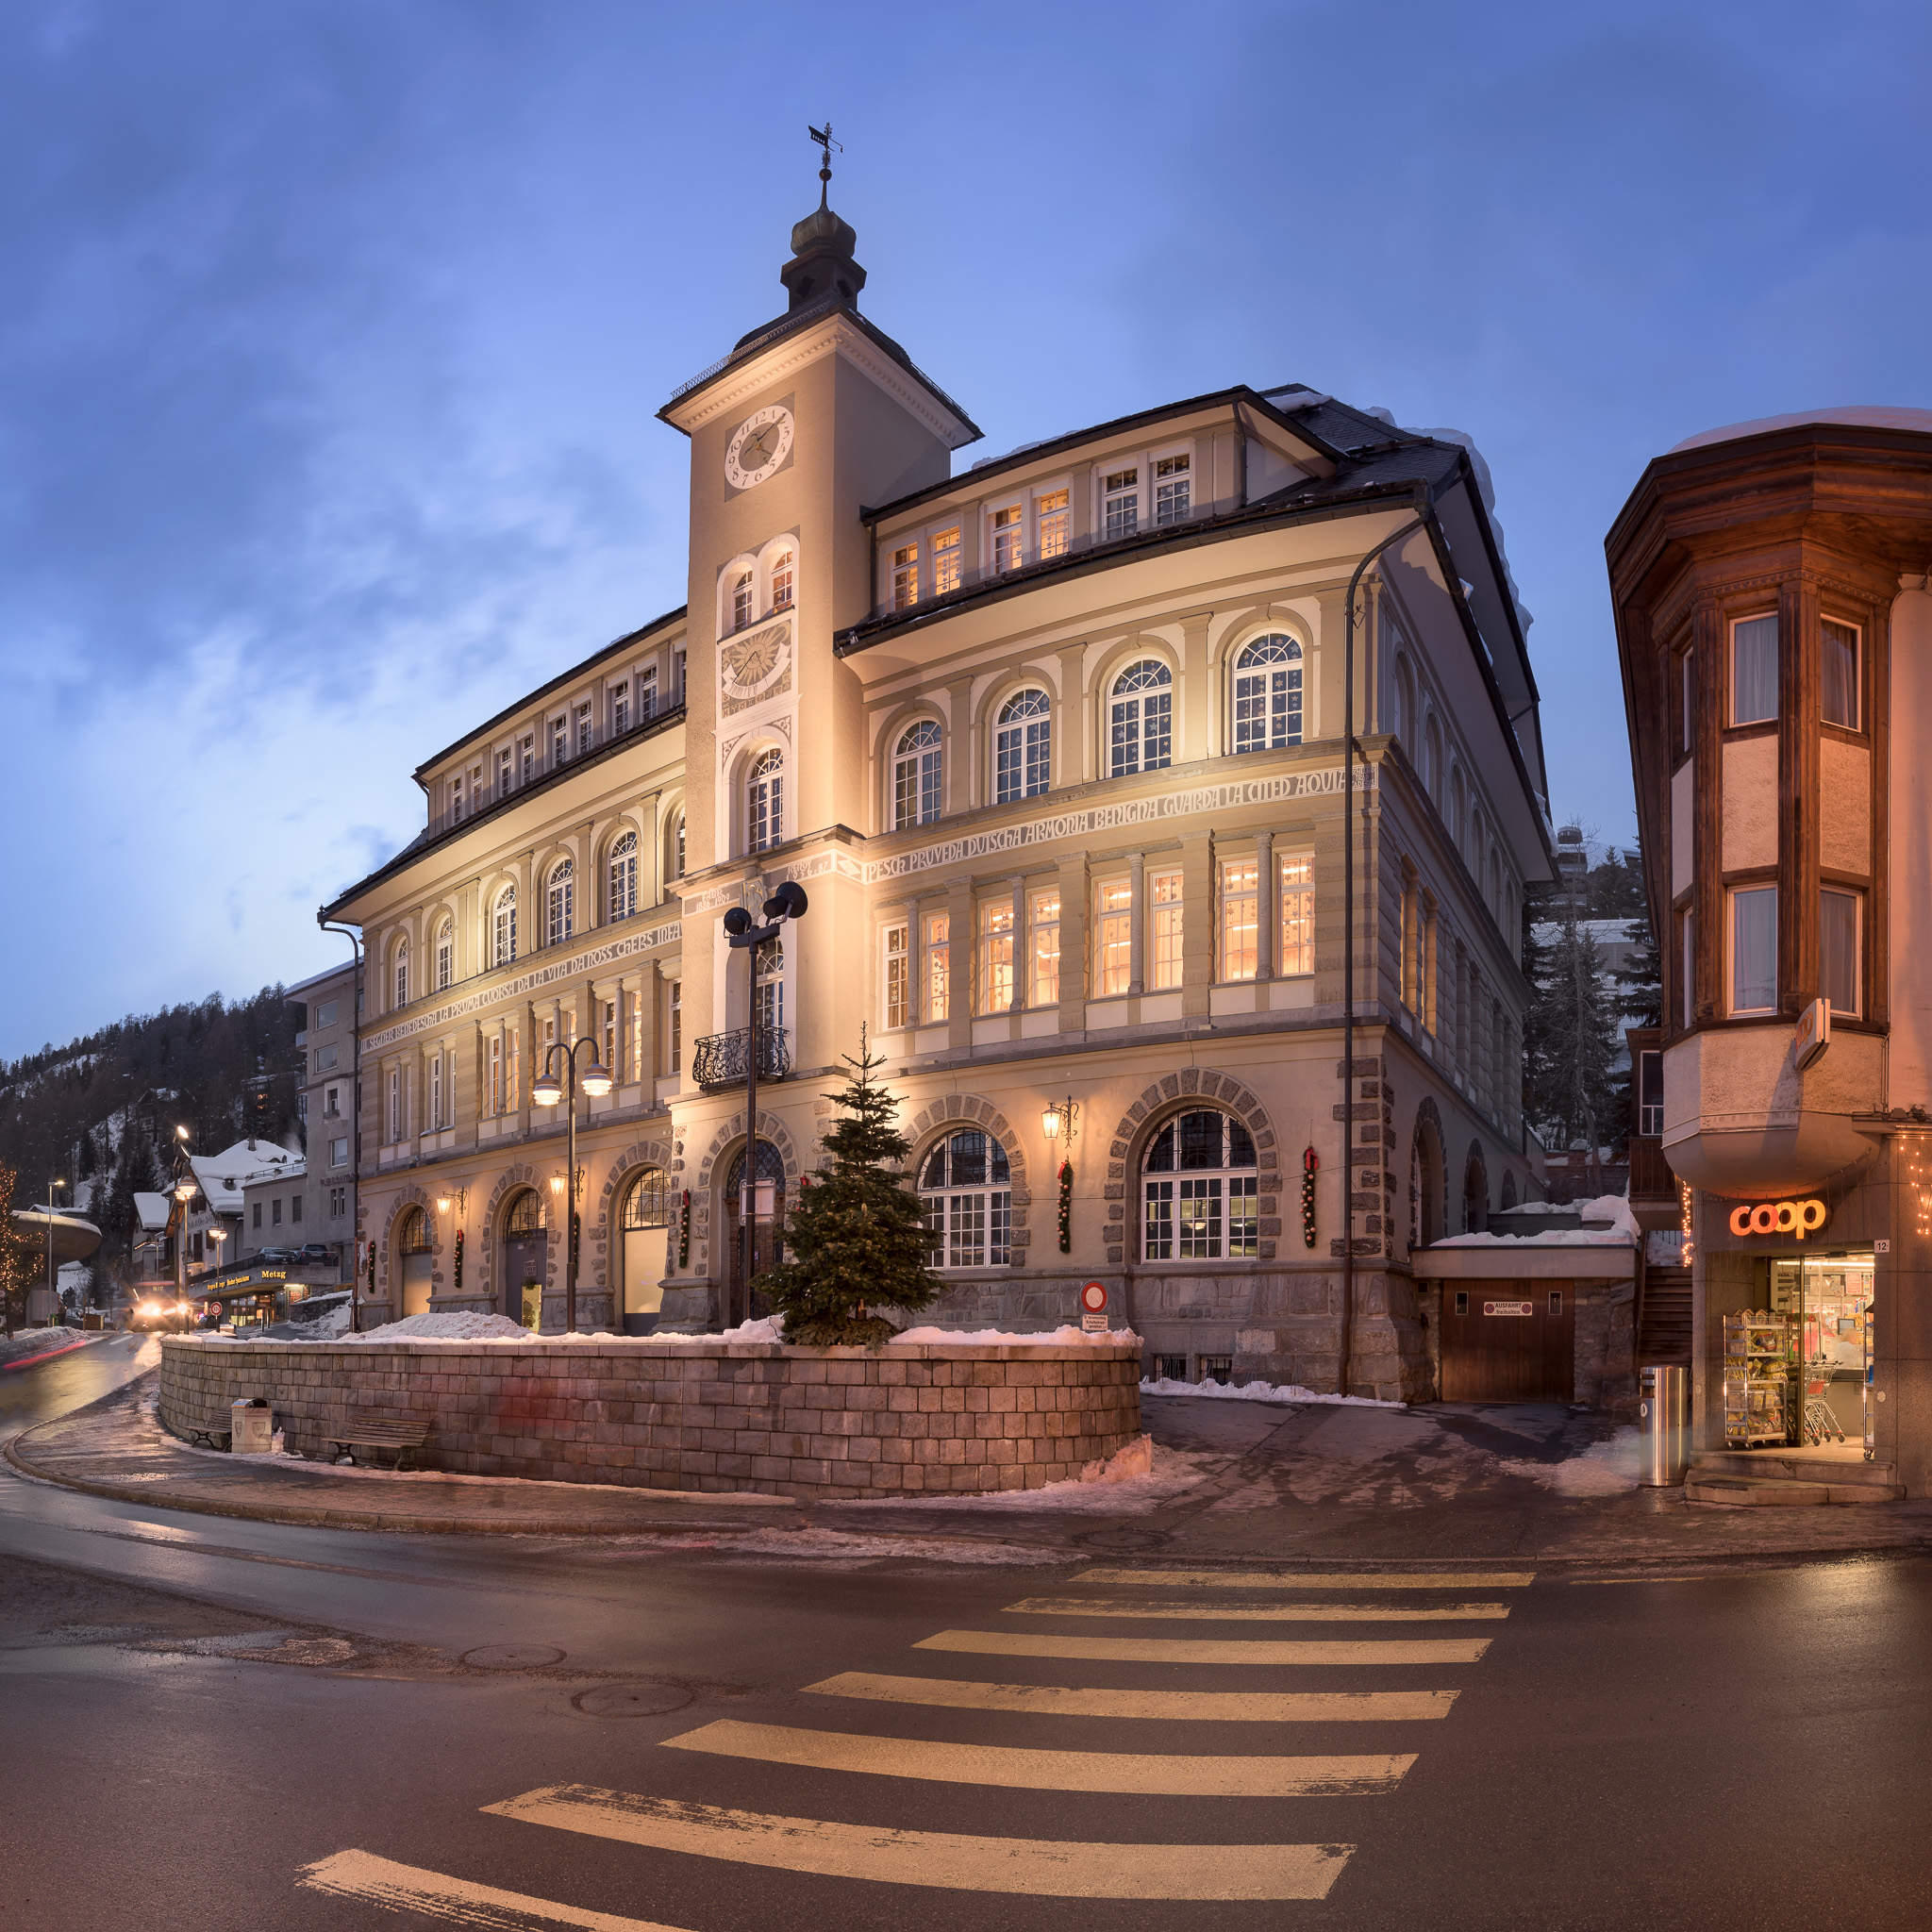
0,1164,40,1337
1534,904,1622,1165
757,1038,941,1347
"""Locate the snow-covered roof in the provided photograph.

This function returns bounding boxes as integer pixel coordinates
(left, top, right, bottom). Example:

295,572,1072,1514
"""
1671,407,1932,453
132,1191,172,1231
190,1139,303,1206
1432,1193,1641,1249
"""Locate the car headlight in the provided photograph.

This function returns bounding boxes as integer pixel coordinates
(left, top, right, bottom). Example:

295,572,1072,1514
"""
138,1301,159,1317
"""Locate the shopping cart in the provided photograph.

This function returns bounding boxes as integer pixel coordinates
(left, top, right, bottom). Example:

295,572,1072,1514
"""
1802,1371,1845,1445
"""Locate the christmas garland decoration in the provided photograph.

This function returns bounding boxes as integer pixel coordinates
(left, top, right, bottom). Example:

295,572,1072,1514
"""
1303,1144,1320,1249
453,1227,464,1294
367,1239,377,1297
1057,1160,1073,1254
677,1189,691,1269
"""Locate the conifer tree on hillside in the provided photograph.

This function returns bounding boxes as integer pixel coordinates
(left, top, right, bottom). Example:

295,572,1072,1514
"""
0,1164,40,1337
757,1038,941,1347
1535,905,1622,1165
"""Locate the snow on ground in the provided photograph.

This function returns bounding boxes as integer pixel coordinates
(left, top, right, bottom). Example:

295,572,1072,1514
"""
345,1311,534,1342
608,1528,1069,1565
896,1324,1140,1347
1498,1425,1642,1496
846,1441,1213,1514
1141,1374,1404,1408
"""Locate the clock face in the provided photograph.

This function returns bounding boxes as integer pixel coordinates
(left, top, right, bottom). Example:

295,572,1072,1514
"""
724,406,794,491
721,621,791,701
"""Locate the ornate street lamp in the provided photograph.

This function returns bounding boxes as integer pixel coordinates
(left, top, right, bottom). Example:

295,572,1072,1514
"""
532,1038,612,1332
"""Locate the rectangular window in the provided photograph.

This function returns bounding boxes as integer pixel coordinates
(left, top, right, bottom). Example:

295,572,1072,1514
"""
430,1055,443,1131
1822,618,1859,729
449,775,464,821
507,1028,520,1110
488,1035,503,1116
575,701,592,756
885,924,910,1029
1731,614,1778,725
991,504,1023,574
317,1044,339,1071
291,1194,303,1224
932,525,962,596
1639,1049,1663,1137
1821,888,1860,1016
497,747,512,793
330,1137,347,1169
674,651,686,706
253,1202,262,1229
1031,891,1060,1007
1549,1290,1563,1317
1680,907,1695,1029
551,716,568,765
926,914,951,1023
1155,452,1191,525
1222,860,1258,980
1678,648,1693,756
669,983,681,1073
1151,871,1183,990
1037,490,1069,559
324,1083,340,1116
519,734,535,782
387,1068,400,1142
1730,885,1777,1014
1098,881,1133,996
1103,467,1138,541
603,999,618,1083
628,990,643,1083
771,552,793,610
1280,854,1314,974
891,542,919,610
638,663,658,721
272,1197,283,1226
610,681,630,736
317,1000,338,1029
330,1186,346,1218
980,901,1015,1014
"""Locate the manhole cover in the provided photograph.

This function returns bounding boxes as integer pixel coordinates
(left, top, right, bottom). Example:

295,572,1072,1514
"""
461,1643,566,1671
573,1681,693,1718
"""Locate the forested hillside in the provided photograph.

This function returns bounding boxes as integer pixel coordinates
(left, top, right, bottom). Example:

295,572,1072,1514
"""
0,988,304,1276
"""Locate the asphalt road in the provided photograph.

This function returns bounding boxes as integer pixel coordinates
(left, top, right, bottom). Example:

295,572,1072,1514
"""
3,1341,1930,1931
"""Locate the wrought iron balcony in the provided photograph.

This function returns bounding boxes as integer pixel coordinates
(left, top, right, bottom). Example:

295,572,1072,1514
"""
691,1026,791,1090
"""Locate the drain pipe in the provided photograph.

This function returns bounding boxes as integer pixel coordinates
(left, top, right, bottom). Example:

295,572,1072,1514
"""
1339,512,1426,1399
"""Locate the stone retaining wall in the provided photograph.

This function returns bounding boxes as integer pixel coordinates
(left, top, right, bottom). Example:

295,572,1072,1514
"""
158,1336,1142,1500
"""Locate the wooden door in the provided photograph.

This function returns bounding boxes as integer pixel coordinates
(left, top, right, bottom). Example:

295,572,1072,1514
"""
1440,1280,1576,1400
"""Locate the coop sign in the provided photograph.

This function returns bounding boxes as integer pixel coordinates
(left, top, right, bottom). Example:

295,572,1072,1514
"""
1727,1198,1829,1240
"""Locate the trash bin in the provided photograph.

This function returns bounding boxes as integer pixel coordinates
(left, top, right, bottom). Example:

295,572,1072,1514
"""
231,1398,274,1456
1639,1364,1688,1486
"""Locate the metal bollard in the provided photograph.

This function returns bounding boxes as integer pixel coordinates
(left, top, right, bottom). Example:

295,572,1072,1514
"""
1639,1364,1688,1486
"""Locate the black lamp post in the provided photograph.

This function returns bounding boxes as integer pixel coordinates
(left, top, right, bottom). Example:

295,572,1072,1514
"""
722,881,808,1328
531,1037,612,1332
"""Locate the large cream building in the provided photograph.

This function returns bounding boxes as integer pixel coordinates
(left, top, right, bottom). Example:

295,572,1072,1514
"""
324,182,1554,1400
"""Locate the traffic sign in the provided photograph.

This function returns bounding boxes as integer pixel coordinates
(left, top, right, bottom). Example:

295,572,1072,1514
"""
1079,1281,1108,1313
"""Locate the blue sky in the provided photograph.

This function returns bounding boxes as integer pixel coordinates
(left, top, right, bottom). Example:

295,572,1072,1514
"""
2,0,1926,1061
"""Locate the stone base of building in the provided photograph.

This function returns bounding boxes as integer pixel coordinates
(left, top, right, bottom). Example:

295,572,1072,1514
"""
158,1335,1141,1500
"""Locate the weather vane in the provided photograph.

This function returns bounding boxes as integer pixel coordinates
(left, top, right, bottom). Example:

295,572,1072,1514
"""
808,122,842,203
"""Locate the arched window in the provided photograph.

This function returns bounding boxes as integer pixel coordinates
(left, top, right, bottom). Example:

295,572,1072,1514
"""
995,689,1051,802
1109,659,1172,777
608,831,637,923
1424,714,1442,803
395,1204,432,1316
492,886,517,968
1392,654,1415,747
892,720,942,829
747,748,783,853
621,1167,675,1229
546,858,575,946
1232,635,1303,752
618,1166,674,1325
505,1189,542,1237
435,919,453,992
1142,1109,1257,1260
732,570,753,631
771,550,793,611
756,936,784,1037
919,1130,1011,1269
392,941,409,1009
396,1206,431,1253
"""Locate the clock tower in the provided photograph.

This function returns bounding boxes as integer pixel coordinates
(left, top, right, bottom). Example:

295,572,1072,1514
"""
658,158,980,1150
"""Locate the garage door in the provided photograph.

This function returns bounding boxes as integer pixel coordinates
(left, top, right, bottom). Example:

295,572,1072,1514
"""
1440,1282,1575,1401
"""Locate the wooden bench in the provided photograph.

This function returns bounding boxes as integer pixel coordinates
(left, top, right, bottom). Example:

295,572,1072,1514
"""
181,1419,232,1450
325,1415,432,1471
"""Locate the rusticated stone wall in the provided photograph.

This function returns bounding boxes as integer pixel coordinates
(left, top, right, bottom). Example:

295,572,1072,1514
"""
157,1336,1141,1501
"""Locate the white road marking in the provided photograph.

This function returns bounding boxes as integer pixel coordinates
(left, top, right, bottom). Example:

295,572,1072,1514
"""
1005,1595,1511,1622
915,1629,1492,1666
660,1718,1416,1796
299,1849,683,1929
1074,1568,1536,1589
802,1672,1460,1722
484,1787,1352,1899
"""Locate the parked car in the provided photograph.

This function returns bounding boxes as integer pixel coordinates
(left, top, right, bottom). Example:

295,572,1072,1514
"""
294,1243,341,1267
252,1246,303,1264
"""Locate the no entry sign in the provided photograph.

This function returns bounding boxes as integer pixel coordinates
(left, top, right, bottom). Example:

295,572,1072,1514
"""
1080,1281,1108,1331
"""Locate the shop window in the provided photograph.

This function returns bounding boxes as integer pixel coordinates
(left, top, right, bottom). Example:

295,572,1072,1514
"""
1197,1355,1232,1385
1142,1109,1258,1261
1731,614,1778,725
1153,1354,1188,1383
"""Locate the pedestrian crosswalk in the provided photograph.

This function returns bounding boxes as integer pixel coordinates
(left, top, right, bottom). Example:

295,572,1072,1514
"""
300,1561,1536,1924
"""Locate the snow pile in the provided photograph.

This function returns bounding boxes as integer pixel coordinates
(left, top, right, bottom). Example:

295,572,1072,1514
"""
347,1311,532,1342
1497,1426,1641,1497
854,1440,1212,1514
894,1324,1140,1347
1141,1374,1405,1409
1080,1434,1154,1482
1576,1194,1642,1241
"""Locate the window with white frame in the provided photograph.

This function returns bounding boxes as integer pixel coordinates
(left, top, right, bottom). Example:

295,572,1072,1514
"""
493,886,517,967
1730,885,1777,1014
488,1034,503,1115
669,981,681,1071
893,721,942,829
388,1067,401,1144
1155,452,1191,525
1222,859,1257,980
673,809,686,879
1152,870,1183,990
1233,634,1304,751
756,937,784,1037
1142,1109,1258,1261
1280,854,1314,974
747,749,783,853
575,701,592,757
891,542,919,611
435,920,453,992
771,549,793,611
602,999,618,1083
979,900,1015,1014
991,504,1023,574
932,525,962,596
732,570,754,631
1097,880,1132,995
547,859,575,946
1031,891,1060,1007
674,650,686,705
519,733,535,782
1638,1050,1663,1137
1822,618,1859,729
1103,466,1138,541
1037,490,1069,559
551,715,568,764
449,774,464,821
919,1130,1011,1268
608,830,637,922
884,924,910,1030
995,689,1051,802
1822,887,1860,1015
1732,614,1778,725
610,680,630,736
639,663,658,722
1109,659,1172,775
925,913,950,1022
497,746,512,793
393,943,408,1009
430,1053,443,1132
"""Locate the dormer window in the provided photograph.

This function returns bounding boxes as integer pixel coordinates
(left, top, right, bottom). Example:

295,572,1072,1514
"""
1038,491,1069,559
991,505,1023,574
1104,468,1139,541
551,716,568,765
933,526,962,595
497,747,512,792
891,542,919,610
772,550,794,611
1155,453,1191,525
519,734,535,782
575,701,592,757
733,571,754,631
610,680,630,736
449,775,463,822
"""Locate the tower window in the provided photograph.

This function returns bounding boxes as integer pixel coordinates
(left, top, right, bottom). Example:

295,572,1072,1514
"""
733,571,754,631
771,551,793,611
747,749,784,854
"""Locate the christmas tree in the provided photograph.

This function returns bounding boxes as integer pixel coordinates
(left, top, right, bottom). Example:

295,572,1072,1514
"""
756,1037,941,1347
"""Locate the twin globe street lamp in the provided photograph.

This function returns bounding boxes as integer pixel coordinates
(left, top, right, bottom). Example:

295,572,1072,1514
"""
532,1039,613,1333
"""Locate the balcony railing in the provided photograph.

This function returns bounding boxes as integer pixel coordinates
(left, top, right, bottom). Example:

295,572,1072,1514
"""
691,1026,791,1090
1627,1136,1676,1198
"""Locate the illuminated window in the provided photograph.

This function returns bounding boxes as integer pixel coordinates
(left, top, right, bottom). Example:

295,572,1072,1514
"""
771,550,793,611
926,914,950,1023
920,1131,1011,1268
1222,860,1258,980
884,924,910,1030
747,750,783,853
893,720,943,829
608,831,637,922
1037,490,1069,559
1233,635,1303,752
932,526,962,595
891,542,919,610
995,689,1052,802
1279,854,1314,974
1152,871,1183,990
1031,891,1060,1007
546,859,575,946
991,504,1023,573
979,900,1015,1014
1142,1110,1258,1261
493,887,517,967
1109,659,1172,776
1155,452,1190,525
1098,880,1133,995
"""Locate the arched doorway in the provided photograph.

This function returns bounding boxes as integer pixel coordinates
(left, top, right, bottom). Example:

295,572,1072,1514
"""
502,1188,546,1329
1410,1114,1444,1255
619,1167,674,1335
395,1207,433,1317
724,1141,787,1327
